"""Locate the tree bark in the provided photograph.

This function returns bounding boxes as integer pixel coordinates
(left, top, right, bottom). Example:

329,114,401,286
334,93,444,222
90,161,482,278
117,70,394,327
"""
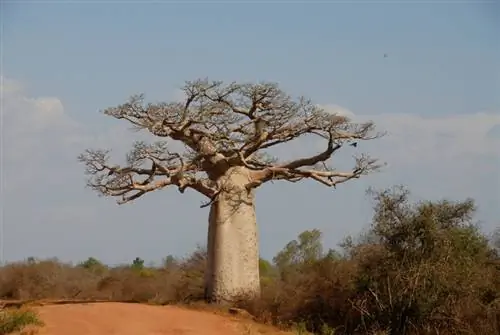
204,166,260,304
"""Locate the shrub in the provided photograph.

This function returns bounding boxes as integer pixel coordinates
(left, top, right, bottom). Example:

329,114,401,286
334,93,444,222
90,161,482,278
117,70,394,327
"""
239,187,500,335
0,308,44,334
0,187,497,335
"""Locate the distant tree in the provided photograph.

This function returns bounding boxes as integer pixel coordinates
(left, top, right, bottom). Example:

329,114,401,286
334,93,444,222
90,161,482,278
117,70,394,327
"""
258,258,275,277
131,257,145,271
274,229,325,272
80,257,101,269
80,257,106,274
323,248,342,261
78,79,383,303
163,255,178,269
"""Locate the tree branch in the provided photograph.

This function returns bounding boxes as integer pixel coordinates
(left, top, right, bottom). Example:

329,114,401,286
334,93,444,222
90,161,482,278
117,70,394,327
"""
81,79,384,204
78,142,218,204
247,154,383,190
100,80,382,165
281,134,341,170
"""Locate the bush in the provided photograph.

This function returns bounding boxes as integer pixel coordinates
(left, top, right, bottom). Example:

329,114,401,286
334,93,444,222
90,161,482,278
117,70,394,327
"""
0,309,44,334
0,253,206,304
239,187,500,335
0,187,497,335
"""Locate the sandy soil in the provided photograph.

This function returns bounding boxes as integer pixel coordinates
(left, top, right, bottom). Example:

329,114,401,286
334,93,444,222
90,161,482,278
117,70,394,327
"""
30,302,284,335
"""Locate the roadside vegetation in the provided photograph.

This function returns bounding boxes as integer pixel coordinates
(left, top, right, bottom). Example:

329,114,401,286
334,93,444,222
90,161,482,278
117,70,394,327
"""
1,187,498,335
0,308,44,335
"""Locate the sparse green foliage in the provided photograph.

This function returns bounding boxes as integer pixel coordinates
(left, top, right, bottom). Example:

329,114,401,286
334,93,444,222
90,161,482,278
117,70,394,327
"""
79,257,107,275
80,257,101,269
294,321,308,335
0,309,44,334
259,258,274,277
323,249,341,262
348,186,496,334
318,323,336,335
131,257,145,271
273,229,324,271
259,258,276,287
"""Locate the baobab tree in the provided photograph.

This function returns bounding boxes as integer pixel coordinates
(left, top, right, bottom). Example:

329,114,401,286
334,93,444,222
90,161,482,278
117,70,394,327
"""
78,79,383,303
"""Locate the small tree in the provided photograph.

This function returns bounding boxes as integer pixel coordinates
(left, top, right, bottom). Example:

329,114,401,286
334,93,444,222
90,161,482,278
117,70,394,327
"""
80,257,107,274
131,257,145,271
274,229,325,272
352,186,496,334
163,255,178,269
78,79,383,303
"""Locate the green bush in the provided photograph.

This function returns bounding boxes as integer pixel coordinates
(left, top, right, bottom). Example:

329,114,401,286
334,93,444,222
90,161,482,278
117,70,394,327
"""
0,309,44,334
239,187,500,335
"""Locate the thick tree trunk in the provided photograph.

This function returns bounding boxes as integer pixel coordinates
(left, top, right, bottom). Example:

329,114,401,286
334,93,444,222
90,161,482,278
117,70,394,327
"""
204,166,260,304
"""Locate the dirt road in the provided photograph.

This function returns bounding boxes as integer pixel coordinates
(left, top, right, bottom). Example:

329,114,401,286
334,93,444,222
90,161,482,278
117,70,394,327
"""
31,302,284,335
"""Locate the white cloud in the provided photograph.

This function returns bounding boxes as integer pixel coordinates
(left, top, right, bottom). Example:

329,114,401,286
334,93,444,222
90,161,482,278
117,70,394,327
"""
2,79,70,128
2,78,81,157
377,112,499,158
1,78,85,194
321,105,500,166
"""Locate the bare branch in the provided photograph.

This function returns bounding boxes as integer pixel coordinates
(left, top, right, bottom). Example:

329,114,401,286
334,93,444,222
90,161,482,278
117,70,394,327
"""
247,154,383,190
99,80,382,164
77,142,218,204
81,79,384,204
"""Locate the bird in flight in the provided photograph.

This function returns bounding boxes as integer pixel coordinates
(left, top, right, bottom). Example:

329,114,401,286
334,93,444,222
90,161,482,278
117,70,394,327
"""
384,53,388,58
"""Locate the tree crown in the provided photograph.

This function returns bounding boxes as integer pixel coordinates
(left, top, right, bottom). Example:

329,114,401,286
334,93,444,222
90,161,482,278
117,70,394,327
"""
79,79,384,205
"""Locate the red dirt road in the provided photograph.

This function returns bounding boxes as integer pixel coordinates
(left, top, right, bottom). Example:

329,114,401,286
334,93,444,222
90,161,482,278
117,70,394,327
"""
32,302,272,335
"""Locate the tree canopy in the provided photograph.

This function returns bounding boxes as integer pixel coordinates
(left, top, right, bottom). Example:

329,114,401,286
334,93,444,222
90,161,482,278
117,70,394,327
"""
79,79,384,205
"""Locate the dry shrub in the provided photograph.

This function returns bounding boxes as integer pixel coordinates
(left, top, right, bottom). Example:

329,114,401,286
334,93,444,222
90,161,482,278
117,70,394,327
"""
239,188,500,335
0,259,98,300
0,187,498,335
0,248,206,305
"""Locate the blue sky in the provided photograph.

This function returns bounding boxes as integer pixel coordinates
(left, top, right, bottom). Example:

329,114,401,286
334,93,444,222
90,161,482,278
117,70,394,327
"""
1,1,499,265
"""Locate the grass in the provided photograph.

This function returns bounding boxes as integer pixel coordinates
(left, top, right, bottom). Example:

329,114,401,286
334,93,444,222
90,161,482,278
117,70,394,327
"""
0,308,44,335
